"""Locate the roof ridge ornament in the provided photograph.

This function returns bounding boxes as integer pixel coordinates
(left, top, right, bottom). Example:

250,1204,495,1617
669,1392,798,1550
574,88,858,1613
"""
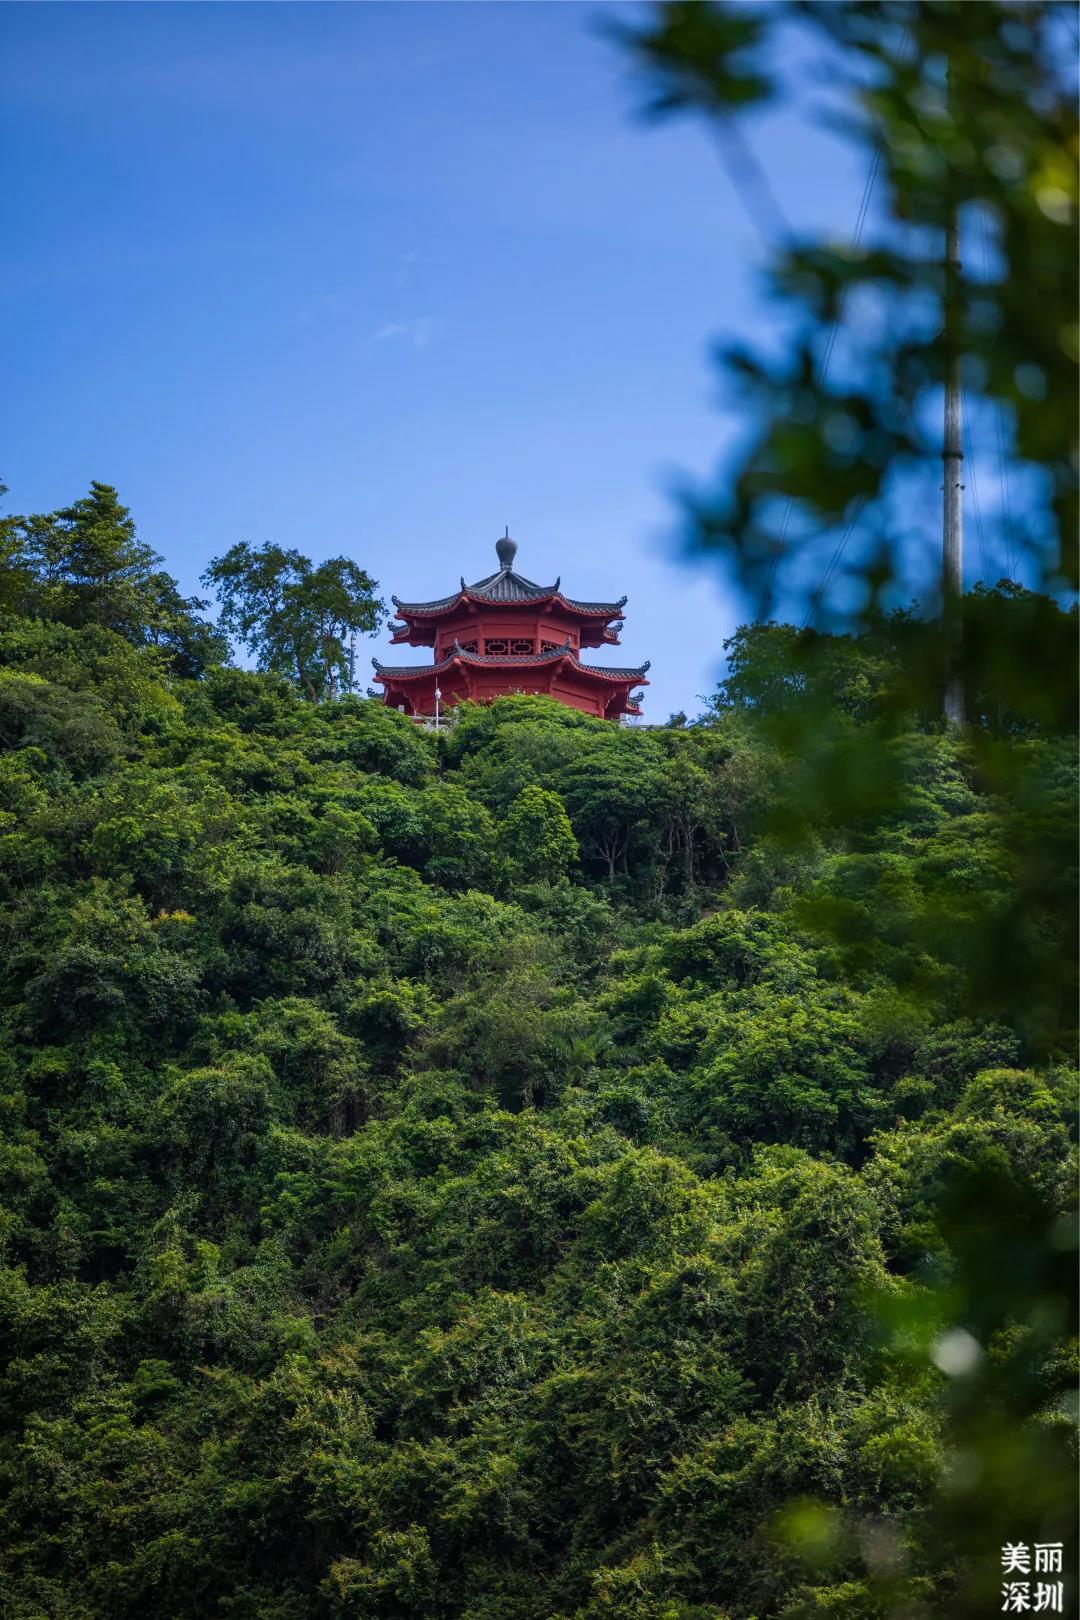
495,530,518,571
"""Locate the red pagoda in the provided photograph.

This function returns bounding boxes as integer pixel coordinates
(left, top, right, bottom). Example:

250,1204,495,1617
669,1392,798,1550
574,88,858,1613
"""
373,533,649,721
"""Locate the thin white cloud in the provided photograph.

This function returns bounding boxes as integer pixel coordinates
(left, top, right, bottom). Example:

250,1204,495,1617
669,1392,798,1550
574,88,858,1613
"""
371,317,432,350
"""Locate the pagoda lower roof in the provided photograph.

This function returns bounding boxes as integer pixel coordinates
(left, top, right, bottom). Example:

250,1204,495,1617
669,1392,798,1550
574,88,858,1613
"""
388,618,622,645
373,642,649,684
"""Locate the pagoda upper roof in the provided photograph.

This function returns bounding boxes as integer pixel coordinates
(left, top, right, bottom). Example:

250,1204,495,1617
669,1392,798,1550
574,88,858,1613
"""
390,534,627,621
373,639,649,685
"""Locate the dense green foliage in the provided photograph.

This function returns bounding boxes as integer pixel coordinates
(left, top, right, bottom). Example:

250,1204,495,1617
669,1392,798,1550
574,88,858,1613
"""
4,8,1071,1612
0,490,1074,1618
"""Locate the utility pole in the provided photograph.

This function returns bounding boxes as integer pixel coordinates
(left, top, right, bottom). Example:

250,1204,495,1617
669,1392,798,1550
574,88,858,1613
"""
942,207,965,727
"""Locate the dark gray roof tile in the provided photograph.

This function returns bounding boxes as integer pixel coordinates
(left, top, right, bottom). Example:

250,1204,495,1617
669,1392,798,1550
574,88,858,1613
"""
390,538,627,618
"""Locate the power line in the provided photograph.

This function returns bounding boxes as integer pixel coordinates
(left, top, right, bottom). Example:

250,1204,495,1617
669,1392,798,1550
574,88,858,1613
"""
800,496,868,630
759,12,913,621
800,396,915,630
1019,483,1054,560
980,211,1018,577
759,145,882,619
996,402,1017,576
964,413,992,586
818,149,882,383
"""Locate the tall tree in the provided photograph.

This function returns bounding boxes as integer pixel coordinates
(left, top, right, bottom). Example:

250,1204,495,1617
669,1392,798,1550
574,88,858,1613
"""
203,542,385,702
2,481,225,677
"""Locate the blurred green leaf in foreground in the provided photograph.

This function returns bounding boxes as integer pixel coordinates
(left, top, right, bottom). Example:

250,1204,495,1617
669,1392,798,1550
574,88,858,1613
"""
616,3,1078,1611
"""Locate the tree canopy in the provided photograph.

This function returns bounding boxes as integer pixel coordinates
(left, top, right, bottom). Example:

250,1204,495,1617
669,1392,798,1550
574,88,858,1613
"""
203,541,386,702
0,481,226,678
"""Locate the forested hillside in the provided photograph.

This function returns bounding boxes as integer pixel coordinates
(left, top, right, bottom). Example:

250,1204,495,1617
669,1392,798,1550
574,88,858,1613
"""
0,487,1075,1619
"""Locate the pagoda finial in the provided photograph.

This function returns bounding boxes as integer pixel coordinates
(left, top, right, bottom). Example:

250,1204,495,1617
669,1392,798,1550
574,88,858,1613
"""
495,530,518,570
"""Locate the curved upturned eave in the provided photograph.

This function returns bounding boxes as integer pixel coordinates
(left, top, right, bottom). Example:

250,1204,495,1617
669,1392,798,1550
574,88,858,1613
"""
389,588,628,623
373,645,650,685
389,617,624,648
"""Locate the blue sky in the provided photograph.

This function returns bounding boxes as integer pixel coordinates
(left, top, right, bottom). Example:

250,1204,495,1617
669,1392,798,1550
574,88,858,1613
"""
2,1,879,716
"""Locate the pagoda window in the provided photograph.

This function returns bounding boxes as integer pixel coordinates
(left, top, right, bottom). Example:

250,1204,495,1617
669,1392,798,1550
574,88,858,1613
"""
510,638,534,655
484,638,509,655
540,640,561,653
